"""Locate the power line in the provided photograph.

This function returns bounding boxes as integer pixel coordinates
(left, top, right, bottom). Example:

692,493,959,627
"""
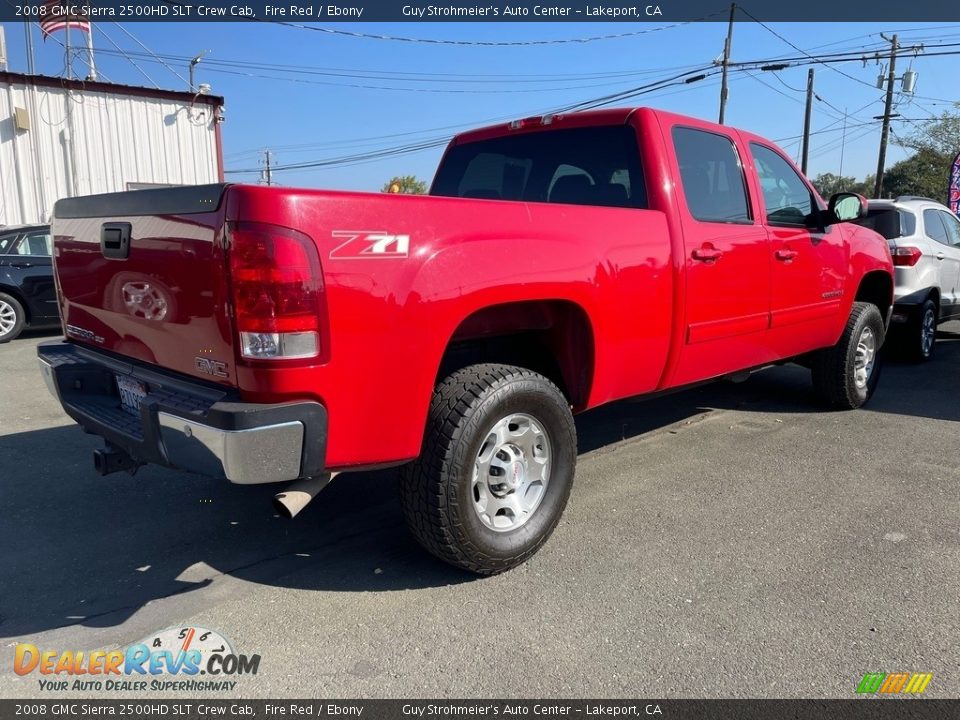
95,25,158,88
739,5,884,90
110,23,189,88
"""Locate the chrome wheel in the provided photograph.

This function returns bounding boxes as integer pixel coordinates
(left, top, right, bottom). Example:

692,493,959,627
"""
854,326,877,389
921,308,936,356
471,413,551,532
0,299,17,337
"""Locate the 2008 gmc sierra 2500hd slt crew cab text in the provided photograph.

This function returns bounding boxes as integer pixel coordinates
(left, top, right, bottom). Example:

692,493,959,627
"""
38,108,894,574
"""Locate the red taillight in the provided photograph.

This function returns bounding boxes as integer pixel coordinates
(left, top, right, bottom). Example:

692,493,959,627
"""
227,222,326,361
891,246,922,267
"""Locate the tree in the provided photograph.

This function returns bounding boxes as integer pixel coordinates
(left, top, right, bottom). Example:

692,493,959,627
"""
896,104,960,157
382,175,428,194
811,173,858,197
882,148,951,201
811,172,874,198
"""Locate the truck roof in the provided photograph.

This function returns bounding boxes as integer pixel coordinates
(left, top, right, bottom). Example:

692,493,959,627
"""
451,108,641,146
450,106,783,152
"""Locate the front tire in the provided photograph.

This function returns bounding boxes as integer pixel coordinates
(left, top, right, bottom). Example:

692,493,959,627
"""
0,293,26,343
399,363,576,576
811,301,885,409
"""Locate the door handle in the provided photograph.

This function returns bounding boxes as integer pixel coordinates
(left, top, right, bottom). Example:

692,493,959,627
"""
775,249,798,262
936,252,945,260
10,261,33,268
692,247,723,262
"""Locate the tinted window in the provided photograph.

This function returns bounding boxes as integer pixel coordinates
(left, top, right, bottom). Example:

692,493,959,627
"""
673,127,750,223
857,208,906,240
15,231,52,256
923,209,950,245
750,144,814,225
432,126,646,209
939,211,960,246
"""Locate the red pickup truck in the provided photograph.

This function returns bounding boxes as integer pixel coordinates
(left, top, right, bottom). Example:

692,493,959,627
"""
39,108,893,575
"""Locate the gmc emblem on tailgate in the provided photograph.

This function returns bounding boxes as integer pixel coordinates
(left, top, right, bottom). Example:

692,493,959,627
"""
195,357,229,378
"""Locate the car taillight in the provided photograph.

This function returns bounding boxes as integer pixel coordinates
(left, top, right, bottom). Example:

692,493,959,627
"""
891,246,922,267
226,222,327,361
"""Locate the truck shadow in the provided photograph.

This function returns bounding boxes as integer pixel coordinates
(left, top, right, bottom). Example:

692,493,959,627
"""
2,328,959,639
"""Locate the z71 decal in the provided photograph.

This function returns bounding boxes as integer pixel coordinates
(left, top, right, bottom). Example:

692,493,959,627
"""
329,230,410,259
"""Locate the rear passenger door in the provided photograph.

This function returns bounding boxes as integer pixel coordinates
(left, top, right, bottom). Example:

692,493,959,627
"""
669,126,772,385
749,143,847,352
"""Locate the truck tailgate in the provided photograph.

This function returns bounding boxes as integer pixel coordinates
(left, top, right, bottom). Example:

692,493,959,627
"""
53,184,237,386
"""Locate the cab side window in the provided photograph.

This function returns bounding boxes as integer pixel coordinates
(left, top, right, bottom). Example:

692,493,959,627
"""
673,127,751,224
750,144,814,226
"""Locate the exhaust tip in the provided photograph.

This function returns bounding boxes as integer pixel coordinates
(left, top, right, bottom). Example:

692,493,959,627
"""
272,474,335,519
272,492,299,519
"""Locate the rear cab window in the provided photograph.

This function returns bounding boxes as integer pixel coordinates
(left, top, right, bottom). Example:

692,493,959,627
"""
672,127,751,224
431,125,647,210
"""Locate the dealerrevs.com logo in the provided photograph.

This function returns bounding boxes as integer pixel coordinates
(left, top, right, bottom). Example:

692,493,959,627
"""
14,627,261,692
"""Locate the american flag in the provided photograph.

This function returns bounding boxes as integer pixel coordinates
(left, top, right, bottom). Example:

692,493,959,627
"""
39,1,90,39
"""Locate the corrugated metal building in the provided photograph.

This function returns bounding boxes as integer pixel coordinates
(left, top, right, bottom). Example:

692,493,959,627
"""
0,71,224,226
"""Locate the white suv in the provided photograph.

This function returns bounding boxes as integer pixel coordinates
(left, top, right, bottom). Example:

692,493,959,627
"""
856,196,960,360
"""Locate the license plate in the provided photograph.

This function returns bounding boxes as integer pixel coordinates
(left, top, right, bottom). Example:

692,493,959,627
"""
116,375,147,415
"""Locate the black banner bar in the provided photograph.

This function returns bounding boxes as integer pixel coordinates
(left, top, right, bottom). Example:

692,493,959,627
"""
3,0,960,23
1,700,958,720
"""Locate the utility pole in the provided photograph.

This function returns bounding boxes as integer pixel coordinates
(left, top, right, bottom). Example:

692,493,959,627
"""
838,108,848,183
800,68,815,175
718,2,736,125
261,150,274,186
874,34,898,199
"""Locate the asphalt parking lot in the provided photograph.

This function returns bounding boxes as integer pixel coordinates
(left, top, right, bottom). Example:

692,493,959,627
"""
1,328,957,699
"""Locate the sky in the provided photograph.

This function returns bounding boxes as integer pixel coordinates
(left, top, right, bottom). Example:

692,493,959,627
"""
1,18,958,191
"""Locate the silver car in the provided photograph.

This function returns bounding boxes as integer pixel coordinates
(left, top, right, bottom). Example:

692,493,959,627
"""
856,196,960,360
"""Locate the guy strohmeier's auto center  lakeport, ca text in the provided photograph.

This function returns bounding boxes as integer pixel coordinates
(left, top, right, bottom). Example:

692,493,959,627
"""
11,3,665,19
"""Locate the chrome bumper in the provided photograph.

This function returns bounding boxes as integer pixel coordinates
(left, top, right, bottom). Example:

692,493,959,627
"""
37,342,328,485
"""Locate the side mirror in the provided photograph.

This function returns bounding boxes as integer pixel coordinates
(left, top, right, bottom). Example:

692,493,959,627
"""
827,192,868,224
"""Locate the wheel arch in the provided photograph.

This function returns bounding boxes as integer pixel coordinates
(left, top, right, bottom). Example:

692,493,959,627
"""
436,299,595,409
854,271,894,324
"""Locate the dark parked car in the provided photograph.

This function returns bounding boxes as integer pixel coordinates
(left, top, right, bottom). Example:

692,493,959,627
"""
0,225,59,342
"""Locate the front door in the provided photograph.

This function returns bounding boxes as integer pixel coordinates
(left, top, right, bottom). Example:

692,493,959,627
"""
749,142,848,355
668,125,772,387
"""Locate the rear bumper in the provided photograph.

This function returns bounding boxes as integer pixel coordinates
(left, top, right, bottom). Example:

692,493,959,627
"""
37,341,327,484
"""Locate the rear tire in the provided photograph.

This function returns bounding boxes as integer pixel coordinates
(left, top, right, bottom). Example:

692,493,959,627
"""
812,302,884,409
0,293,26,343
903,299,937,362
399,363,576,576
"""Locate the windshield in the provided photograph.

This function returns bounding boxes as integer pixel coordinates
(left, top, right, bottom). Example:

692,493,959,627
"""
431,125,646,210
